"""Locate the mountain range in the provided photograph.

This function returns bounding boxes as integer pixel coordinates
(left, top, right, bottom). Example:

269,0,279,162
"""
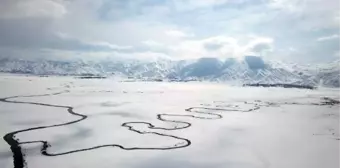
0,56,339,87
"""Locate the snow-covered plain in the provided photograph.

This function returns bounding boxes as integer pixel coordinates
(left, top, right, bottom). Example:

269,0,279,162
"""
0,74,339,168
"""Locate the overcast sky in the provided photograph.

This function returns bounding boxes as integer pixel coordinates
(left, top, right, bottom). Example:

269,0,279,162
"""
0,0,339,63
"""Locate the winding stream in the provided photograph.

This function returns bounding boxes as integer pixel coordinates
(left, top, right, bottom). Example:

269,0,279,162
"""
1,91,338,168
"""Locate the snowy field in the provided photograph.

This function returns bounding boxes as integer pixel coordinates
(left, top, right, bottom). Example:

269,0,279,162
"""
0,74,339,168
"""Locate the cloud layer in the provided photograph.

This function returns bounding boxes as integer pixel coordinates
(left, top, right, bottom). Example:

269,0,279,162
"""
0,0,339,63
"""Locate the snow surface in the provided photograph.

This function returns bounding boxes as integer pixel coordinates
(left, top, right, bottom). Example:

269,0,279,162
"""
0,74,339,168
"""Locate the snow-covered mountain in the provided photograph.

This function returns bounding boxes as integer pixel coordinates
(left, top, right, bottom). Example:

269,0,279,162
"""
0,56,339,87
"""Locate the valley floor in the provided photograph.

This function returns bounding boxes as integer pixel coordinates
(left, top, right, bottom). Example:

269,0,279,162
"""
0,74,339,168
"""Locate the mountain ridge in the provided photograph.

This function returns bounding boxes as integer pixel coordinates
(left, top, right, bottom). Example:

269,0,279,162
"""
0,56,339,87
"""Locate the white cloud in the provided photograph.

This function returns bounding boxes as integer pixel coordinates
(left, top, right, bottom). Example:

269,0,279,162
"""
0,0,338,63
0,0,67,19
334,50,340,58
268,0,339,30
111,51,171,61
268,0,304,12
172,0,230,11
89,41,132,50
165,29,193,38
142,40,164,47
317,34,339,42
288,47,297,52
244,36,274,56
151,35,275,60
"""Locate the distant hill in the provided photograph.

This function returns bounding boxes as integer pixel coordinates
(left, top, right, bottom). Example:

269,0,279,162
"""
0,57,339,87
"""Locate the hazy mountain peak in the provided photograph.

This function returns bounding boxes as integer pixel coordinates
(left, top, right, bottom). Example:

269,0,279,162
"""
244,56,266,70
0,57,338,87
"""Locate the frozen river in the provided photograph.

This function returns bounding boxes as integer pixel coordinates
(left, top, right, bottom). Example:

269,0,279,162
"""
0,74,339,168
